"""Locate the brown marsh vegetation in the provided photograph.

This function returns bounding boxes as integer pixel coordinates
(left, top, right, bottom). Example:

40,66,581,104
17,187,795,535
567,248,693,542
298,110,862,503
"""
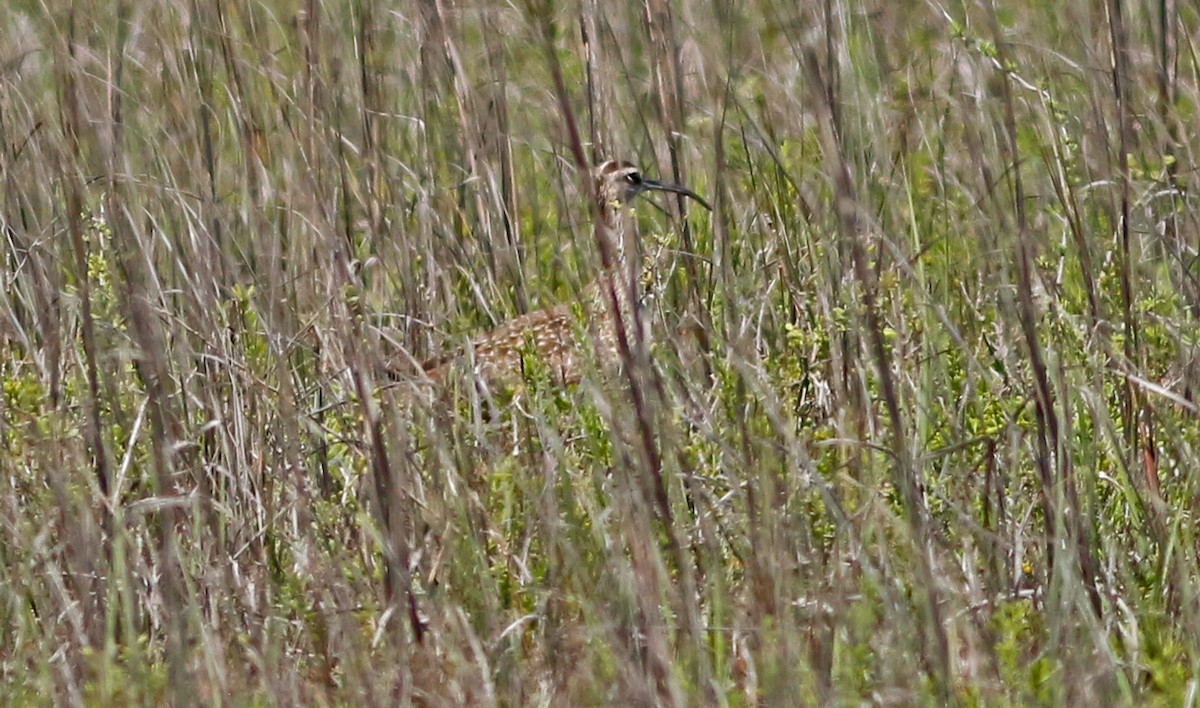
3,0,1200,704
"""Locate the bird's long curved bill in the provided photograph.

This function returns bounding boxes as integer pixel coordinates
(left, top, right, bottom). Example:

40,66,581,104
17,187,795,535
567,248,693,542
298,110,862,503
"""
642,178,713,211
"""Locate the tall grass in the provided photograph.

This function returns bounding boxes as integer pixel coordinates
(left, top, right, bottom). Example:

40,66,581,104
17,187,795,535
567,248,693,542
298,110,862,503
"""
2,0,1199,703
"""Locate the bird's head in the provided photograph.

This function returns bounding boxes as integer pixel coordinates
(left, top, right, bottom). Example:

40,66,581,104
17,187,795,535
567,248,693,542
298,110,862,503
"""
594,159,712,211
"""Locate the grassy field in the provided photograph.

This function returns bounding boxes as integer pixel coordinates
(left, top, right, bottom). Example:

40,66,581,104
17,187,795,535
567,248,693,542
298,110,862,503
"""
3,0,1200,704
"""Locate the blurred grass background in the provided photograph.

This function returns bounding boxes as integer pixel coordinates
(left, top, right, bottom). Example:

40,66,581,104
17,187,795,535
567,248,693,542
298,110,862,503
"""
3,0,1200,703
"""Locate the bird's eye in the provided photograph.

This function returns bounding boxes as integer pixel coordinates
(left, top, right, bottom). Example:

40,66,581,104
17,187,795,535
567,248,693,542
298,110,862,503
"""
625,172,641,184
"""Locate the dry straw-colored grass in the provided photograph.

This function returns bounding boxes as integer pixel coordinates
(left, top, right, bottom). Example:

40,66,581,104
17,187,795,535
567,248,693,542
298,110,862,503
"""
2,0,1200,704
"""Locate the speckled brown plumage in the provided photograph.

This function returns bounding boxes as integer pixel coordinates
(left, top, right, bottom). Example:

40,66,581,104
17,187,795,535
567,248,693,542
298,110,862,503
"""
403,160,709,391
420,272,635,387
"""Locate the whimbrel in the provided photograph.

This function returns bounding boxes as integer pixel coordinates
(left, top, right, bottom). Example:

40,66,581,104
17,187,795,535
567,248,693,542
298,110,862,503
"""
401,159,710,392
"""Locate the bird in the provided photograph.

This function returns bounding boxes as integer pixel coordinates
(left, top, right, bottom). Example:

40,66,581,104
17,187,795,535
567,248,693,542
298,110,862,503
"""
394,159,711,395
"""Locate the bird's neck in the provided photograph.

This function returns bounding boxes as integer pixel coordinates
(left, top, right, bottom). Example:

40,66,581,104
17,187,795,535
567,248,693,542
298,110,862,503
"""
588,207,642,327
596,205,637,277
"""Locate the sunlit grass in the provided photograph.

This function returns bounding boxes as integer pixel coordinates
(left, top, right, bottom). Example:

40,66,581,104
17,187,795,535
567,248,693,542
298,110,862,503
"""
1,0,1199,703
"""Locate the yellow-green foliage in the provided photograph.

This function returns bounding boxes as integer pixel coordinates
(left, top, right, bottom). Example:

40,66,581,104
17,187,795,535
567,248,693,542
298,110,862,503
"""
3,0,1200,704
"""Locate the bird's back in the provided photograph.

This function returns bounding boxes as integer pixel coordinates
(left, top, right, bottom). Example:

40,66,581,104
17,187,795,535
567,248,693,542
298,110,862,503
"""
420,269,640,389
422,302,580,386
